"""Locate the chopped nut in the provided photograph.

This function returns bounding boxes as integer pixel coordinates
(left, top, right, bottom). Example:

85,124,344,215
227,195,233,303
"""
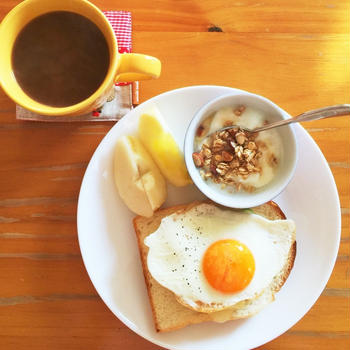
216,168,225,175
214,154,223,162
212,138,225,152
219,131,230,139
217,162,229,170
243,148,252,157
203,147,212,158
223,120,233,127
230,140,237,148
235,145,243,153
243,149,255,162
235,132,247,145
235,146,243,159
216,163,229,175
192,152,204,167
222,151,234,162
247,153,255,162
214,138,226,146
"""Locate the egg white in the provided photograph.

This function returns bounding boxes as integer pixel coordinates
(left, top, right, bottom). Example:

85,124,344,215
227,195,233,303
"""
144,203,295,312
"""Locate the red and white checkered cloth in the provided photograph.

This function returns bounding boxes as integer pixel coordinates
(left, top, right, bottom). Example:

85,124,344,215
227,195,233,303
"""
104,11,132,87
104,11,132,53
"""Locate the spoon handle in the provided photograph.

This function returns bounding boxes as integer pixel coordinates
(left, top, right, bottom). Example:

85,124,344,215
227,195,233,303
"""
254,104,350,133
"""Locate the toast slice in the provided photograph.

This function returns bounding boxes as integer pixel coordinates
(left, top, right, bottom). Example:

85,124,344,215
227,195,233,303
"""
133,201,296,332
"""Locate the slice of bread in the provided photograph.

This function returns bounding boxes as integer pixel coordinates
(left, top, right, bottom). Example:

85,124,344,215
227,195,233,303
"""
133,201,296,332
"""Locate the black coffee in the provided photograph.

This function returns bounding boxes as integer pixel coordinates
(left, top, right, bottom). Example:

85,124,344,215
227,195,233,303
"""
12,11,110,107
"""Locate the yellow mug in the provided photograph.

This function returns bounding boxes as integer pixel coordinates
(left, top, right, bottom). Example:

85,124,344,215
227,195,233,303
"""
0,0,161,116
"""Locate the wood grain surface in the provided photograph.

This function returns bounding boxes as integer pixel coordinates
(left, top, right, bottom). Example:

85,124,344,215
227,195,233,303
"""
0,0,349,349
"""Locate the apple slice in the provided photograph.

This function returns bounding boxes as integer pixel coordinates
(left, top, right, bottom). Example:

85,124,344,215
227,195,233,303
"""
114,135,167,217
138,106,191,187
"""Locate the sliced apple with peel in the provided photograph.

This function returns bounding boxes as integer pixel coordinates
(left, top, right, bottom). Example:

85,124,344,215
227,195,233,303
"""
138,106,191,187
114,135,167,217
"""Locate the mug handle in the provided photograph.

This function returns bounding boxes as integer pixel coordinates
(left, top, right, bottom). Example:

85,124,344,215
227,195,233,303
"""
115,53,161,82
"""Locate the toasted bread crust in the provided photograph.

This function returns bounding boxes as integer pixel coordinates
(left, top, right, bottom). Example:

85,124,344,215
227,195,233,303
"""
273,240,296,292
133,200,296,332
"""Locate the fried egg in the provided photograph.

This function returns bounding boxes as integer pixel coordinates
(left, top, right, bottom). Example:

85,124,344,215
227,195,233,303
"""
144,203,295,313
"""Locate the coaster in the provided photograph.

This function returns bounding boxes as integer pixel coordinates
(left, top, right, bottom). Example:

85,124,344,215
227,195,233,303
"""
16,11,135,122
17,85,134,122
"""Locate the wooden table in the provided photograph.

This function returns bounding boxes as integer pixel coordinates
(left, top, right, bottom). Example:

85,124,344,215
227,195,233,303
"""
0,0,349,349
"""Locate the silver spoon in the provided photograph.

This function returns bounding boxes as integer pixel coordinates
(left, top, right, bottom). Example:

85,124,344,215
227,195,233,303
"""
203,104,350,136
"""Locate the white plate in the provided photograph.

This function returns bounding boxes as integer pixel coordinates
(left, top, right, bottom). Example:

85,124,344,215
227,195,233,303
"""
77,86,341,350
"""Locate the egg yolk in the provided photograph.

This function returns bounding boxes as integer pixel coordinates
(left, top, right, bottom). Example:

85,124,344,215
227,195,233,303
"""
202,239,255,293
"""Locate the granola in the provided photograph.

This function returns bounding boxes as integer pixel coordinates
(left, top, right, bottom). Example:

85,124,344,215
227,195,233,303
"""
193,126,265,192
192,104,282,192
196,106,286,192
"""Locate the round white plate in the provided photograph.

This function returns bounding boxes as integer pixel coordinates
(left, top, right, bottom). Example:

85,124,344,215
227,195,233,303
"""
77,86,341,350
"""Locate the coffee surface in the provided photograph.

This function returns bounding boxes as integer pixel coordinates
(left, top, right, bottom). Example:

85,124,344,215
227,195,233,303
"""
12,11,110,107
